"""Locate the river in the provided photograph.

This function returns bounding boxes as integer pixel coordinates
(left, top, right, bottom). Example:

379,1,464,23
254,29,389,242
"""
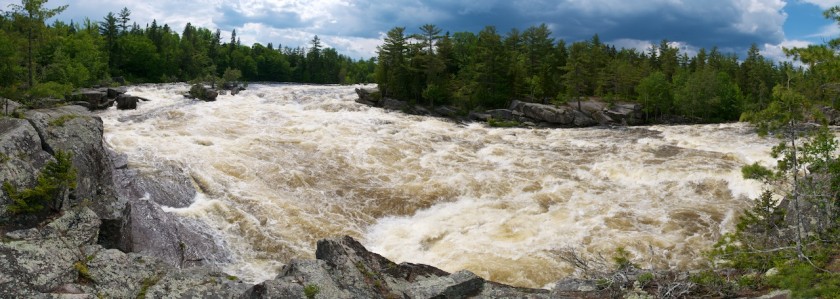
98,83,776,288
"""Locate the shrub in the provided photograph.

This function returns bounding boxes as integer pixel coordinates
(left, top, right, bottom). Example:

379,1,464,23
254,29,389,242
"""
303,284,320,299
422,83,447,106
690,270,735,298
767,261,840,298
189,84,208,99
613,247,635,270
189,84,219,101
74,260,92,282
28,82,73,101
222,68,242,87
637,272,654,287
3,150,76,214
48,115,78,127
741,162,774,181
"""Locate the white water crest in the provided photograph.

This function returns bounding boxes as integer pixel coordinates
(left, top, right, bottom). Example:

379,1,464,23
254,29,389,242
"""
99,83,777,288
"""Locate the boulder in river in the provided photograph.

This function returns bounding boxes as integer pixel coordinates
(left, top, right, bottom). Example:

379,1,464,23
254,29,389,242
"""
355,87,381,106
117,199,230,268
68,89,114,110
188,84,219,102
509,99,642,127
116,94,144,110
107,87,128,99
510,100,577,125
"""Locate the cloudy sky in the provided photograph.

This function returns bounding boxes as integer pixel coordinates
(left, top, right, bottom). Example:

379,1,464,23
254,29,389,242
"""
2,0,839,61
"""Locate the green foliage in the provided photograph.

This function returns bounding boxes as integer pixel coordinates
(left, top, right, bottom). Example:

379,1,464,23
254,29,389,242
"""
712,191,788,271
421,83,447,106
222,68,242,85
28,81,73,100
736,274,763,290
3,150,76,214
7,0,69,88
767,261,840,298
637,272,654,287
303,284,320,299
720,9,840,292
741,162,774,181
136,275,161,299
74,260,92,282
189,84,209,100
689,270,735,298
0,1,372,100
48,114,78,127
612,247,635,270
746,85,810,137
636,71,672,121
371,21,789,122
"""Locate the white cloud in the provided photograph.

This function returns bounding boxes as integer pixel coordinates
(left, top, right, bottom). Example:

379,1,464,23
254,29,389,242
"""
236,22,380,58
0,0,814,60
609,38,657,53
732,0,786,39
609,38,701,57
761,39,812,63
808,23,840,38
798,0,840,9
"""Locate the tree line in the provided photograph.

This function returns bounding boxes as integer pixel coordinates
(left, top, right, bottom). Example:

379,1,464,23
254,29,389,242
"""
0,0,376,102
375,23,838,123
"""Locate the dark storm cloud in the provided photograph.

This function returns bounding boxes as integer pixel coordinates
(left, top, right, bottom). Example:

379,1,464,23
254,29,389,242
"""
0,0,791,58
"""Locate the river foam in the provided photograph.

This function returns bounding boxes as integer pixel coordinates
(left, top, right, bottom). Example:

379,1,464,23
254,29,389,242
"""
99,83,776,288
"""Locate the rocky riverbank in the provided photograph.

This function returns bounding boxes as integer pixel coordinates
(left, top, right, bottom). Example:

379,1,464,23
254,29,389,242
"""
356,86,840,128
0,99,573,298
355,87,645,127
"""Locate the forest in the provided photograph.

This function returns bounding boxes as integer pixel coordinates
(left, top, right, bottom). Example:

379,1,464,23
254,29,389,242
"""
375,23,839,123
0,2,376,103
2,0,838,126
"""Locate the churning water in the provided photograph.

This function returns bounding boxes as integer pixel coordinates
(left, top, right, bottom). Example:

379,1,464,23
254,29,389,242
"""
99,83,776,288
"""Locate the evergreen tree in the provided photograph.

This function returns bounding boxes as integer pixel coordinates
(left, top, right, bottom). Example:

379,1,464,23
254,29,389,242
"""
376,27,409,99
470,26,510,108
99,12,118,72
117,7,131,33
417,24,441,55
7,0,68,89
564,41,591,110
636,71,672,120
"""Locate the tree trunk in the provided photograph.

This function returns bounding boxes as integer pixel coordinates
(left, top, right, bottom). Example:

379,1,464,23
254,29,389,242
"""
27,28,33,89
790,120,805,260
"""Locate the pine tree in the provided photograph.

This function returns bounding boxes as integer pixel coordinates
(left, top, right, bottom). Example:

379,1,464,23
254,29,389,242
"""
564,41,591,110
376,27,409,99
7,0,68,89
99,12,118,72
117,7,131,33
417,24,441,55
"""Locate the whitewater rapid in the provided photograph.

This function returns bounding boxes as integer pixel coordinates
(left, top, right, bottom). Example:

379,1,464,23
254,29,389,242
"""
99,83,776,288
